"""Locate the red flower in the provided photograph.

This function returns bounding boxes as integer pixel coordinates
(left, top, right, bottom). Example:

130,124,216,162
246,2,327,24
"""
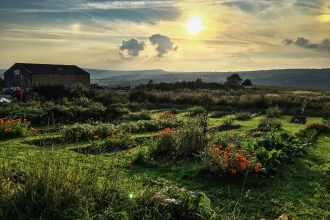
231,169,237,174
93,135,98,139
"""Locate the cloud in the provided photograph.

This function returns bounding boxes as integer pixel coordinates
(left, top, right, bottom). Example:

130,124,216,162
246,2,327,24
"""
283,39,293,45
149,34,178,57
283,37,330,52
119,38,146,59
118,34,178,59
295,37,309,47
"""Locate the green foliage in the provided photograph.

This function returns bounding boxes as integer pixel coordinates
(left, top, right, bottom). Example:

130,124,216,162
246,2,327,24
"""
224,73,243,86
266,105,282,118
121,109,152,121
305,121,330,133
149,119,209,161
0,151,135,219
200,143,259,175
143,179,214,219
187,106,205,116
221,115,237,126
0,118,31,139
242,79,253,86
235,111,253,120
257,117,282,130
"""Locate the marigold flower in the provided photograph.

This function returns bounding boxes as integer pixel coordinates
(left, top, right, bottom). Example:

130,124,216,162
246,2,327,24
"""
247,161,251,165
214,147,220,153
240,163,246,168
236,150,240,152
231,169,237,174
255,166,259,172
127,161,132,166
246,154,252,157
110,134,115,138
209,161,213,166
4,128,12,132
224,152,230,157
256,163,263,168
224,164,228,168
93,135,98,139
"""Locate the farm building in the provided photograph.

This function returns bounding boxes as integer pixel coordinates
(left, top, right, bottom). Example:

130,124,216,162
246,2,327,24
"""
4,63,90,88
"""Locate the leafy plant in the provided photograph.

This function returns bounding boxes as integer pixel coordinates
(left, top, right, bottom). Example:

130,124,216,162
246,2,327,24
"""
221,115,237,126
257,118,282,130
200,143,260,175
266,105,282,118
143,179,215,219
187,106,205,116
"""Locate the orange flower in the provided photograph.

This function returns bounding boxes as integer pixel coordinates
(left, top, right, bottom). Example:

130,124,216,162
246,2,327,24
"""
255,166,259,172
240,163,246,168
224,152,230,157
246,154,252,157
209,161,213,166
214,147,220,153
127,161,132,166
224,164,228,168
256,163,263,168
247,161,251,165
110,134,115,138
93,135,98,139
231,169,237,174
236,150,240,152
4,128,12,132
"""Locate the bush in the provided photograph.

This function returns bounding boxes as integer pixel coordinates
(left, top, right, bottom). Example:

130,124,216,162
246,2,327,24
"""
258,118,282,130
187,106,205,116
200,143,259,175
149,119,209,161
305,122,330,133
266,105,282,118
235,111,252,120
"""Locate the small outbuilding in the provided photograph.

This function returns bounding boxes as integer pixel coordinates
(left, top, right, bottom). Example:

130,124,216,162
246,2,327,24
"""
4,63,90,88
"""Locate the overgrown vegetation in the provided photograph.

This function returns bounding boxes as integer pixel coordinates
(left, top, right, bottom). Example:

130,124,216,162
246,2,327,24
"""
1,82,330,219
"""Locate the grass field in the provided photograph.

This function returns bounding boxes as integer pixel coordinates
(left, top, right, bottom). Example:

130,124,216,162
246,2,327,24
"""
1,107,330,219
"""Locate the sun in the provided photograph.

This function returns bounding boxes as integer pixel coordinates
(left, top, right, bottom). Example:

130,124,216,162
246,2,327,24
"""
183,15,205,35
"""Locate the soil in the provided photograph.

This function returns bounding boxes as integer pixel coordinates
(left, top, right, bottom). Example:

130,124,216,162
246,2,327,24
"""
290,116,306,124
218,125,241,132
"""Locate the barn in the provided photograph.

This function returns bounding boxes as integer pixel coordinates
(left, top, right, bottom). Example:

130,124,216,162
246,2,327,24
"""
4,63,90,88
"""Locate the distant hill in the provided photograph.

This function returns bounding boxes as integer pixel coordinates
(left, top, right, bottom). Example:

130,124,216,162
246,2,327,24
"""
87,68,330,90
1,67,330,89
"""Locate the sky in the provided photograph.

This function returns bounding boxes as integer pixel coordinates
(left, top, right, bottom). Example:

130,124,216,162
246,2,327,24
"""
0,0,329,72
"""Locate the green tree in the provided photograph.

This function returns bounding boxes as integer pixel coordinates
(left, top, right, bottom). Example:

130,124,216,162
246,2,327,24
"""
242,79,253,86
225,73,243,86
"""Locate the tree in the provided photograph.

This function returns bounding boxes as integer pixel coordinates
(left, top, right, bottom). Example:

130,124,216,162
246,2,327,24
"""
195,78,202,83
242,79,253,86
225,73,243,86
0,77,4,88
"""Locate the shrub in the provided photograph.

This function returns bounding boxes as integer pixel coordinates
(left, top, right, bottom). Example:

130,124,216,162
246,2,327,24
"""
200,143,259,175
0,117,32,138
266,105,282,118
149,119,209,161
235,111,252,120
187,106,205,116
221,115,238,126
305,122,330,133
158,113,177,119
257,118,282,130
144,179,214,219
